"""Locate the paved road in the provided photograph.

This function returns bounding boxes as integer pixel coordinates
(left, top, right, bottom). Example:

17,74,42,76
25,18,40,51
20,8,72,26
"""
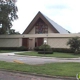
0,53,80,65
0,70,76,80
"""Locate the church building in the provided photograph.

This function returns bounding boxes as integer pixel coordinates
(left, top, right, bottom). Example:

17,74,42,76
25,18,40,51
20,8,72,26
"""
0,11,79,50
22,11,69,49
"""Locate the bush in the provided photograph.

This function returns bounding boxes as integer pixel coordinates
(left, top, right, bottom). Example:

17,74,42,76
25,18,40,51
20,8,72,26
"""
34,46,74,53
18,46,28,51
39,44,51,51
67,36,80,53
38,51,53,54
0,46,28,51
34,44,52,51
52,48,74,53
34,44,53,54
34,46,40,51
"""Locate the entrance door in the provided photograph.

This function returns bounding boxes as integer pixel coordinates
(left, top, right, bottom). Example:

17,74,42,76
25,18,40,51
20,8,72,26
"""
35,38,43,47
22,38,29,49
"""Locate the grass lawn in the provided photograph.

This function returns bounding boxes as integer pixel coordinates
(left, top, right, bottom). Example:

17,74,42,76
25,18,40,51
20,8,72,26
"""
0,50,16,53
0,50,12,53
0,61,80,77
15,51,80,58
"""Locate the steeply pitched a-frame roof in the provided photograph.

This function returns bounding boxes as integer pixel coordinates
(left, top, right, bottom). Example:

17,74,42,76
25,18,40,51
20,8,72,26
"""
23,11,69,34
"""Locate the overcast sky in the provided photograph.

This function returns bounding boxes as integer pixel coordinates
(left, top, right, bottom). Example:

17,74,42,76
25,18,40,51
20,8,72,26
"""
12,0,80,34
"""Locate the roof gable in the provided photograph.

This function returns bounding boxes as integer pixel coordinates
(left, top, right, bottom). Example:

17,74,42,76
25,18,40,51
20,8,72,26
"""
23,11,69,34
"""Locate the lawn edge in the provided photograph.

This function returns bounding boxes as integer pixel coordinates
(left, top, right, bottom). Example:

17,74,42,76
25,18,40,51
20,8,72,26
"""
0,69,76,80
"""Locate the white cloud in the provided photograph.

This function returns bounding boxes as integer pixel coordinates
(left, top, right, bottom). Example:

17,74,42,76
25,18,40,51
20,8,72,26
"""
12,0,80,33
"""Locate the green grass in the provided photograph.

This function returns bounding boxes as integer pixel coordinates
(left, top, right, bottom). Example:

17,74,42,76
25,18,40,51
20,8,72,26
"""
16,51,80,58
0,61,80,77
0,50,16,53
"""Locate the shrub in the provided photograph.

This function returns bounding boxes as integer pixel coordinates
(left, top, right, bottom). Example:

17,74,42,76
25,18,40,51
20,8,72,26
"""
35,44,53,54
39,44,51,51
38,51,53,54
67,36,80,53
52,48,74,53
0,46,28,51
34,46,40,51
18,46,28,51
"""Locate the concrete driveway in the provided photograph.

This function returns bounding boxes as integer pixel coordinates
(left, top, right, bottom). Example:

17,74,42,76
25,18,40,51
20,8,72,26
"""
0,53,80,65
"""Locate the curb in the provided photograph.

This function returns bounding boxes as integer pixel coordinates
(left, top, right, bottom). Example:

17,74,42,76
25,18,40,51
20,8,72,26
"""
0,69,76,80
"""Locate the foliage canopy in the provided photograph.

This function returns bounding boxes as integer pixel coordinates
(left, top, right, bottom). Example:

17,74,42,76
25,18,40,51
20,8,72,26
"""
67,36,80,53
0,0,18,34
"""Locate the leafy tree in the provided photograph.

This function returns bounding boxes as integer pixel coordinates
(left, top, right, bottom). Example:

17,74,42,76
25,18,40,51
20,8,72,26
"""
0,0,18,34
67,36,80,53
9,29,20,34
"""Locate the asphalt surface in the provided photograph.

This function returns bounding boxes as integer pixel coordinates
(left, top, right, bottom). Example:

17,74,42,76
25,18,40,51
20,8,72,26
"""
0,53,80,65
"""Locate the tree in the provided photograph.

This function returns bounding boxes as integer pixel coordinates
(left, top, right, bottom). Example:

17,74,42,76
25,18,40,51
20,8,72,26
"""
67,36,80,53
0,0,18,34
9,29,20,34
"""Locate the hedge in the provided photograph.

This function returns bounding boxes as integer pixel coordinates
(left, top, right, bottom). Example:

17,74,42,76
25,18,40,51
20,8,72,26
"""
0,46,28,51
52,48,74,53
34,47,74,53
38,51,53,54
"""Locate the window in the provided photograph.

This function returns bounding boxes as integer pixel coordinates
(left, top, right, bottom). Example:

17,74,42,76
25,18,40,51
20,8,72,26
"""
35,18,48,34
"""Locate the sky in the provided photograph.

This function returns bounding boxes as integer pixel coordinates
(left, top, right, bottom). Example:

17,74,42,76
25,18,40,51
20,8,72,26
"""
12,0,80,34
